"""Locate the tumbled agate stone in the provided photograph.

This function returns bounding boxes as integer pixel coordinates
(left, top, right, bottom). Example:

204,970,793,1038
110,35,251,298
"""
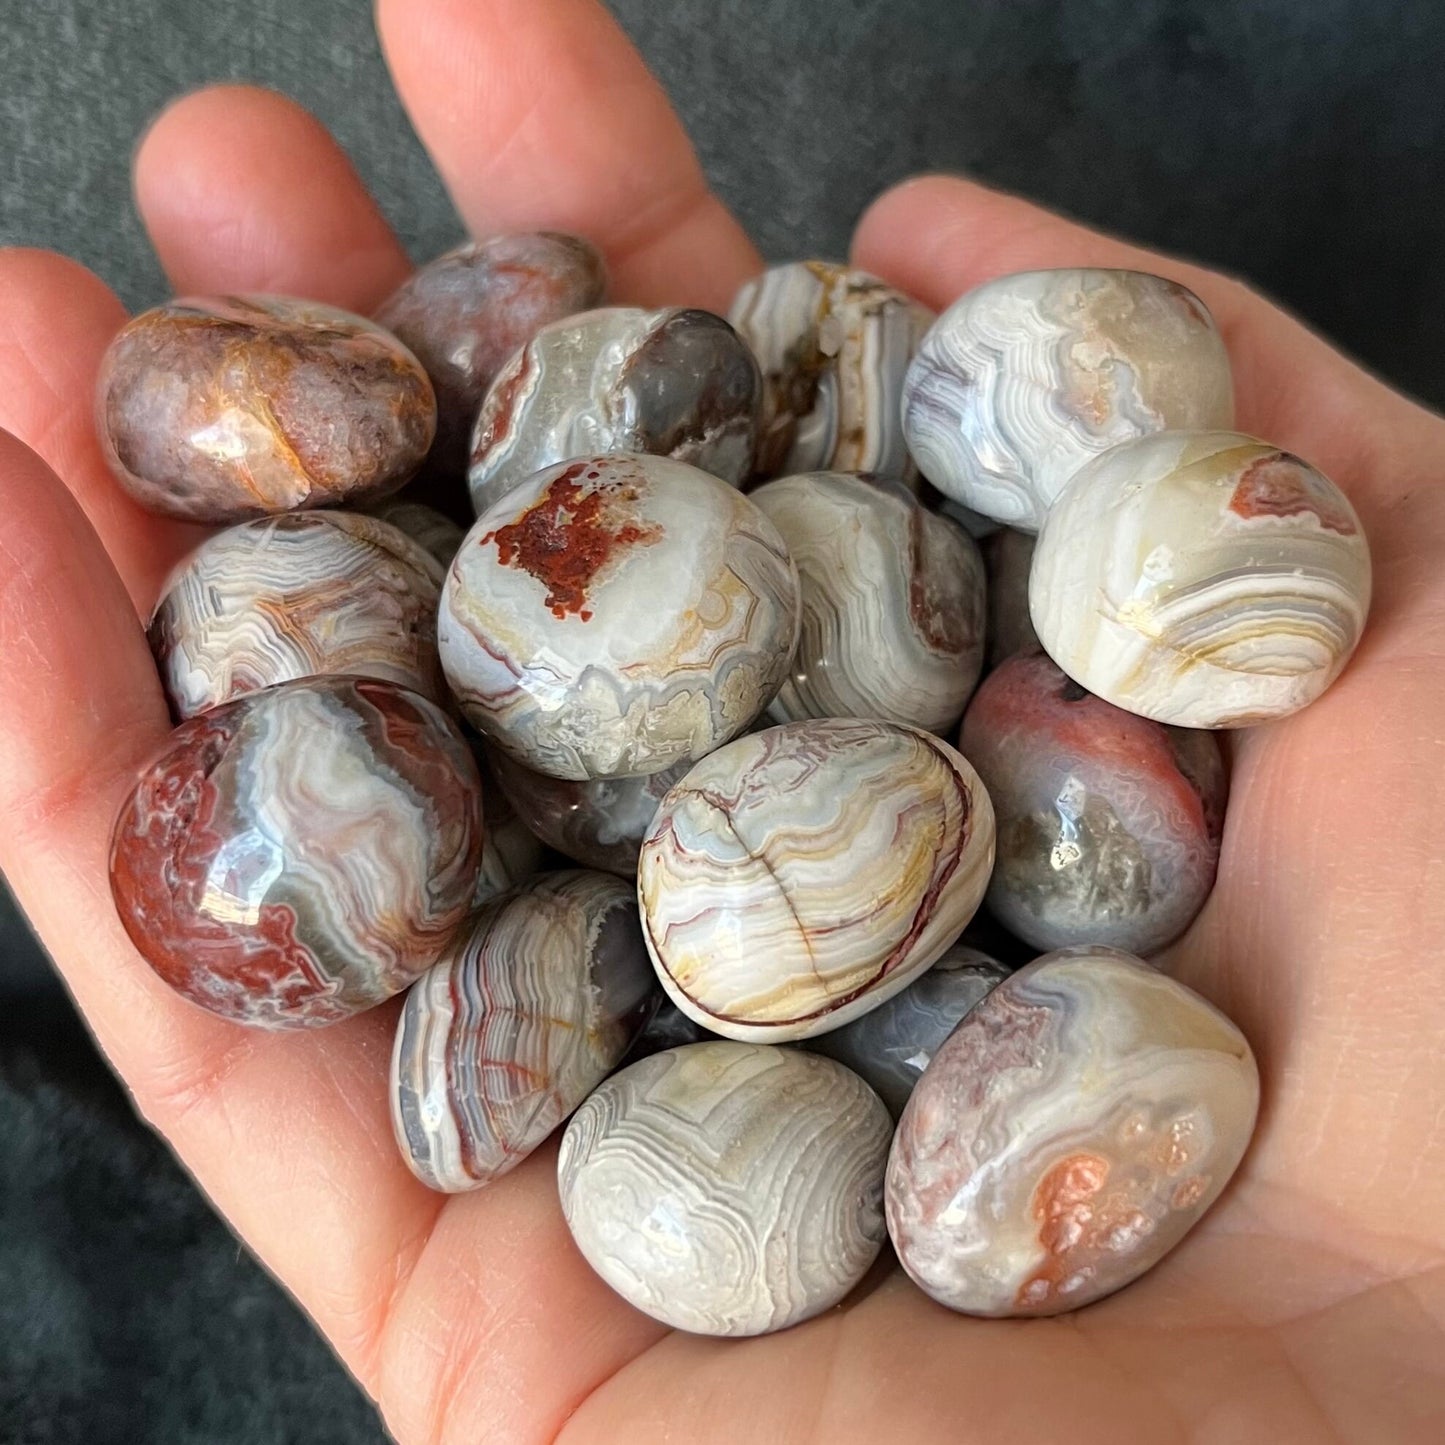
639,719,996,1043
982,529,1040,667
149,511,446,719
752,472,986,734
962,653,1226,955
488,748,691,877
903,269,1233,530
376,232,606,476
391,871,655,1192
360,499,466,570
109,677,482,1028
470,750,544,908
468,305,761,513
728,260,931,478
887,946,1258,1316
97,295,436,523
1031,431,1372,727
558,1041,892,1336
810,944,1010,1120
440,454,800,781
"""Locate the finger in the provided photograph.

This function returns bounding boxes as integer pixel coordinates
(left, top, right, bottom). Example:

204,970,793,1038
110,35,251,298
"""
375,0,761,311
852,175,1438,543
0,250,205,612
134,85,412,312
0,427,664,1427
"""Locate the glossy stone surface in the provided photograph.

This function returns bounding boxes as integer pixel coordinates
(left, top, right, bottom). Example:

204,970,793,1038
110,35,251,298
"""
903,269,1234,531
488,748,690,877
468,306,761,514
391,871,655,1192
360,499,466,569
559,1041,892,1336
376,233,606,476
751,472,986,733
962,653,1226,955
149,511,446,720
728,261,931,478
1031,431,1372,727
810,944,1010,1119
109,677,482,1028
887,946,1258,1316
97,295,436,524
639,719,996,1043
441,455,800,780
983,529,1040,667
471,750,545,907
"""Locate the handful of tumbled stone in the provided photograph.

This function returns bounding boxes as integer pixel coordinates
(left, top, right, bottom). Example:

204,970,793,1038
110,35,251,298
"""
101,237,1371,1332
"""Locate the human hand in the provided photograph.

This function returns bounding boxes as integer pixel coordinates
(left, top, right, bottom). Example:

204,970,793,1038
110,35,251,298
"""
2,1,1442,1439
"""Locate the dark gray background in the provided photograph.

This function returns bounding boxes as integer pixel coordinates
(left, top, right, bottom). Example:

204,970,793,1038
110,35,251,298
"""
3,0,1442,1440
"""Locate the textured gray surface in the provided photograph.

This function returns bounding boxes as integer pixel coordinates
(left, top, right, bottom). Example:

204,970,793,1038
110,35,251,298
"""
2,0,1443,1440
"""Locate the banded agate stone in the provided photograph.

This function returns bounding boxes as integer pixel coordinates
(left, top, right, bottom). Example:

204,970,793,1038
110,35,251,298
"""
109,677,482,1028
149,510,446,719
559,1041,892,1335
390,871,656,1191
1030,431,1372,727
639,719,996,1043
887,946,1259,1317
903,269,1233,530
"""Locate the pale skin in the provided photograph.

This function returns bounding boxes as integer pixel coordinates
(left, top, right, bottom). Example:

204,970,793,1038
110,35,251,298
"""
1,0,1442,1439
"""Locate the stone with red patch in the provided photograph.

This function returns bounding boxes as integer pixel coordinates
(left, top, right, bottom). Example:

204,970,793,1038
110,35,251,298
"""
1227,451,1360,535
109,676,483,1029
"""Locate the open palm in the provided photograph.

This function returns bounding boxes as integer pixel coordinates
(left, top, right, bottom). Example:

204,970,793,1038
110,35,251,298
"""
2,1,1443,1439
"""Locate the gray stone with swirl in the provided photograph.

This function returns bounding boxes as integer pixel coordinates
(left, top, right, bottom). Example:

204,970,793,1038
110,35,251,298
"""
467,305,761,514
809,944,1010,1119
752,471,986,734
488,748,690,877
639,719,996,1043
903,269,1234,531
728,260,932,479
390,871,657,1193
887,946,1259,1317
148,510,446,719
1029,431,1372,727
440,454,800,781
558,1041,893,1336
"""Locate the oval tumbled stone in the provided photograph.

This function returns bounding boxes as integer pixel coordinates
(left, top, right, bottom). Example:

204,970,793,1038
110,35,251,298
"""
97,295,436,523
639,719,996,1042
391,871,656,1192
886,946,1259,1317
558,1041,892,1336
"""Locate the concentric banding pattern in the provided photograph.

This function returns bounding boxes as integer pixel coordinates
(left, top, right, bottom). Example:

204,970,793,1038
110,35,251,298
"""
391,871,657,1192
887,946,1259,1317
488,748,691,876
902,269,1234,530
467,305,761,513
440,454,801,781
376,232,606,475
108,677,483,1028
149,510,447,719
752,472,986,733
639,719,996,1042
728,260,932,479
1029,431,1373,727
961,652,1226,955
96,294,436,524
558,1041,893,1336
809,944,1011,1119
